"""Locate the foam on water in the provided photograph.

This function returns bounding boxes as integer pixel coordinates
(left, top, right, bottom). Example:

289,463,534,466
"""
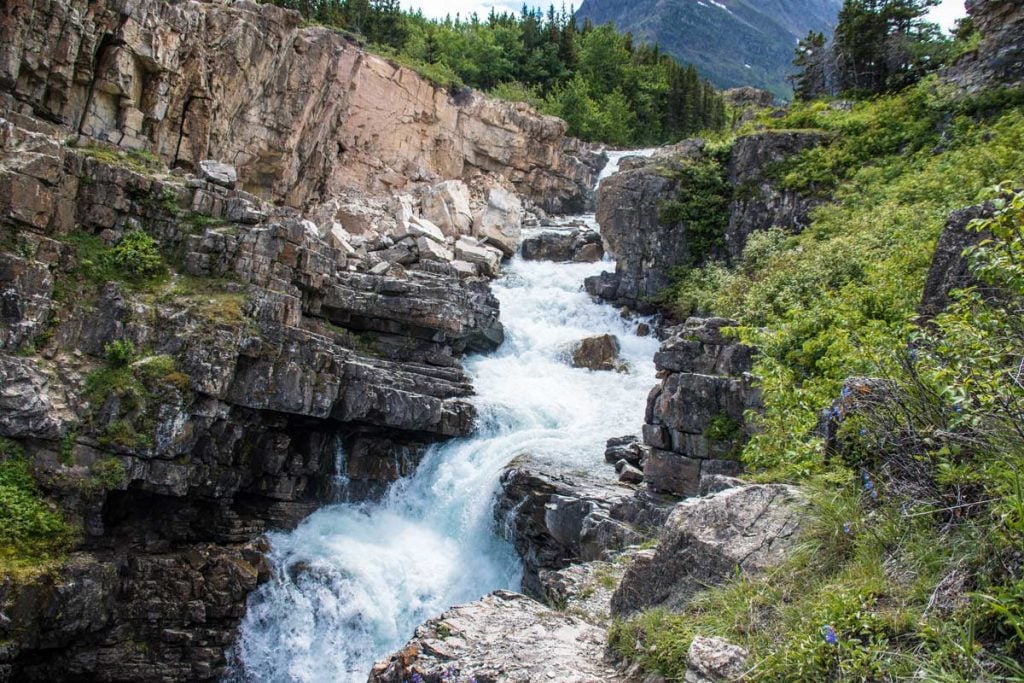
233,152,658,682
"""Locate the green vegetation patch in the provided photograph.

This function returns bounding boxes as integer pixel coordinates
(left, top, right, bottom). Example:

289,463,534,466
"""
74,144,164,176
0,438,73,575
65,229,168,292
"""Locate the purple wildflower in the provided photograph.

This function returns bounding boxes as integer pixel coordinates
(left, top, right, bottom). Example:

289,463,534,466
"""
843,522,852,535
823,625,839,645
411,675,424,683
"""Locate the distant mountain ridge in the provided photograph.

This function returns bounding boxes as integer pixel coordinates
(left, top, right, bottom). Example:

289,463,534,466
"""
575,0,844,99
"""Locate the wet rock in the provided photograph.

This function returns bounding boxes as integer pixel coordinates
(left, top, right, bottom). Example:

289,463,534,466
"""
520,228,602,262
685,636,750,683
618,463,644,485
611,484,804,616
605,435,644,467
495,466,657,598
367,591,621,683
455,237,502,278
198,160,237,188
571,334,622,372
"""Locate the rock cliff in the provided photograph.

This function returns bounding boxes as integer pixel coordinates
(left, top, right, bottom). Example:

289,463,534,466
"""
586,132,824,311
944,0,1024,93
0,0,601,214
0,65,555,678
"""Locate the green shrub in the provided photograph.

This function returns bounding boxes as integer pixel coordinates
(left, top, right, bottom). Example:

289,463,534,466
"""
66,229,166,289
0,440,72,570
658,156,732,267
104,339,136,367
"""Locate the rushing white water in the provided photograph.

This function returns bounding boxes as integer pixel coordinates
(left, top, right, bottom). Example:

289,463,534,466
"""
233,151,659,682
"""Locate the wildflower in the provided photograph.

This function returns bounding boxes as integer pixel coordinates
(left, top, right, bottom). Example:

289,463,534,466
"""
411,675,425,683
862,471,874,492
843,521,852,535
822,625,839,645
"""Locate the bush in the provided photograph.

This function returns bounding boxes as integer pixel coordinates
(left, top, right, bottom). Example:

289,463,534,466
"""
110,231,164,280
104,339,136,367
0,439,72,568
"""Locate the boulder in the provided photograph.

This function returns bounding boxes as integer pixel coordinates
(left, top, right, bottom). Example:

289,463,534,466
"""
421,180,473,236
475,187,524,257
604,435,644,467
455,237,502,277
415,236,453,263
520,228,603,262
367,591,620,683
685,636,750,683
571,334,622,372
611,484,804,616
198,160,237,188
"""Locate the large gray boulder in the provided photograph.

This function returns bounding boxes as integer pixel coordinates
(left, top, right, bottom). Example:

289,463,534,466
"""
611,484,804,616
571,334,622,372
521,228,603,262
367,590,622,683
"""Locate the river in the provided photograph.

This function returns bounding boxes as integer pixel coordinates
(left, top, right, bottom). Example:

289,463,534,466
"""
233,150,658,682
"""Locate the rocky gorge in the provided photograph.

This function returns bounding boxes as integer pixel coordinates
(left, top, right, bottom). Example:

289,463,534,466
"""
3,0,1024,681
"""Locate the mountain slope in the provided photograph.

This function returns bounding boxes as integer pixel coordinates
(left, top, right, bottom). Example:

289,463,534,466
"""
576,0,843,98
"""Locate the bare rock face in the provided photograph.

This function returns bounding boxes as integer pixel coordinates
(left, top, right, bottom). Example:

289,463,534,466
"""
0,0,600,213
571,334,622,372
641,318,760,497
367,590,623,683
725,131,827,260
475,187,524,256
918,202,998,320
944,0,1024,93
587,131,824,311
611,484,804,616
0,110,506,680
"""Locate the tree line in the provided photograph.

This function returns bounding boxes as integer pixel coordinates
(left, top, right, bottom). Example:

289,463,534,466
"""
264,0,727,146
792,0,967,99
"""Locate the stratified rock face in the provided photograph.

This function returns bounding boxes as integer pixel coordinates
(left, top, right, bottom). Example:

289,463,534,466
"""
0,0,601,213
945,0,1024,93
0,108,505,680
587,132,823,311
611,484,804,616
494,466,673,598
367,590,622,683
641,318,760,497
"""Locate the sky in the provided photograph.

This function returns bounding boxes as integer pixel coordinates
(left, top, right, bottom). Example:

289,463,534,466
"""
404,0,968,31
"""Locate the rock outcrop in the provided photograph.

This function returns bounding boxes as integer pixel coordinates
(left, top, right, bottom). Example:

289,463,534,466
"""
918,202,996,320
611,484,804,616
944,0,1024,93
641,318,761,497
367,590,622,683
495,466,673,598
0,0,602,213
587,132,824,311
0,106,506,680
521,227,603,262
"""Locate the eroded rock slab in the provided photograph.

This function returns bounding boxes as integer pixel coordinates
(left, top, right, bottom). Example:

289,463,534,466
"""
611,484,804,616
367,590,623,683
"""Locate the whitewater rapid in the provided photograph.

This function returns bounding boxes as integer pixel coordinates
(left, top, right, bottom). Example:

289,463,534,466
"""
233,151,659,682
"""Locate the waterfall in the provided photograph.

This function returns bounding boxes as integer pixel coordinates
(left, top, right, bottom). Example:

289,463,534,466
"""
232,151,659,682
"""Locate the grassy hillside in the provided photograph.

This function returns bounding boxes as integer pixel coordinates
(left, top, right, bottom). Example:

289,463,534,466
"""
612,79,1024,679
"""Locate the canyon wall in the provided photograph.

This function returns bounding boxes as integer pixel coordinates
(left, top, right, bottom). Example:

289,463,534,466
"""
0,0,601,213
